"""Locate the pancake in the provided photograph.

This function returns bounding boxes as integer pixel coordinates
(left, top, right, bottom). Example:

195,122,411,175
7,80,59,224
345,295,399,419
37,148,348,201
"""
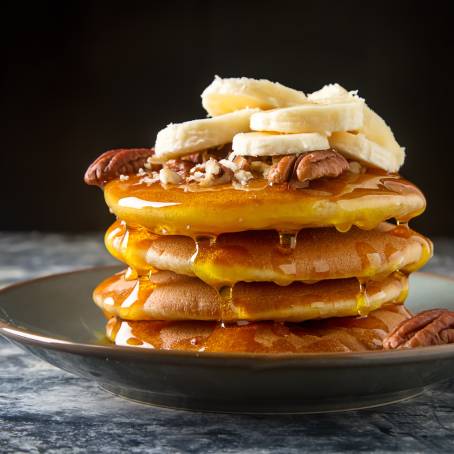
106,304,412,353
105,221,432,286
94,270,408,322
104,169,426,236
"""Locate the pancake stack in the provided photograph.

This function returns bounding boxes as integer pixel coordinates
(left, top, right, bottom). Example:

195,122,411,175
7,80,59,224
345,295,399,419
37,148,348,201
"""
85,77,432,354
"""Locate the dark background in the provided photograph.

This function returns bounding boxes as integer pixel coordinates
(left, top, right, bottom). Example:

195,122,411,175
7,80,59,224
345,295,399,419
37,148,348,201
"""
1,0,453,234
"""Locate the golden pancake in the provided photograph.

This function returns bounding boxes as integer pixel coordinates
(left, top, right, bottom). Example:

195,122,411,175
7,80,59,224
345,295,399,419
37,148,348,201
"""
94,270,408,322
106,304,411,353
105,221,432,286
104,169,426,236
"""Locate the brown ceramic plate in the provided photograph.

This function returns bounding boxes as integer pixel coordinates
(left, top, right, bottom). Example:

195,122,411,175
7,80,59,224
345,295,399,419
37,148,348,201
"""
1,266,454,413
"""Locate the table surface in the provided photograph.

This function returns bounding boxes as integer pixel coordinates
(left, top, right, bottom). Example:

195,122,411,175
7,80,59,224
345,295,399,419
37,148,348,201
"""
1,232,454,453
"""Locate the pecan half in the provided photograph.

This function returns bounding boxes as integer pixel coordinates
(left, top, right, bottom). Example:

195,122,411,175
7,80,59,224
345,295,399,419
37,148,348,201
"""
383,309,454,349
267,150,348,186
295,149,349,183
84,148,155,187
268,155,297,184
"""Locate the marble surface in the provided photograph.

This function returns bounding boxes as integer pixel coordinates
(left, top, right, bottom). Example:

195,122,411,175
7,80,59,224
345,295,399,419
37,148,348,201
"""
1,232,454,453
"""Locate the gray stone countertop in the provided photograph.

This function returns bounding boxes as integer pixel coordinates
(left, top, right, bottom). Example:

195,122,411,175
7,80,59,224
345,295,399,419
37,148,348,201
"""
1,232,454,453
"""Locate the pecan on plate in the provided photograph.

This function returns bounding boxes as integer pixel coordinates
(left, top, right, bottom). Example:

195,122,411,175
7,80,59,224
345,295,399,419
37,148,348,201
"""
84,148,155,186
383,309,454,349
267,149,348,186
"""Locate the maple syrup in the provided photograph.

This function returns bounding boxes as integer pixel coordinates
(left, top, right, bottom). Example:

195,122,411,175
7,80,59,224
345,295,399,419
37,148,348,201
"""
105,169,426,237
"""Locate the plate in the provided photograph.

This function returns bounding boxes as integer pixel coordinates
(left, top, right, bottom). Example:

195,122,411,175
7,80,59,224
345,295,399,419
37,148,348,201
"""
1,266,454,414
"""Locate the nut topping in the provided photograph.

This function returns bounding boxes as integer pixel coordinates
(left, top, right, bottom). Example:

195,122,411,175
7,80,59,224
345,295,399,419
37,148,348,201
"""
267,149,348,186
268,155,297,184
383,309,454,349
233,155,250,171
296,149,349,182
84,148,155,186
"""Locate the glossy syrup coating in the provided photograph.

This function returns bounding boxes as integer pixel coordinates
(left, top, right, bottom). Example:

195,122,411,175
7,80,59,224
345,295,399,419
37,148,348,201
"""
93,269,408,322
105,304,412,353
104,220,432,288
104,169,426,236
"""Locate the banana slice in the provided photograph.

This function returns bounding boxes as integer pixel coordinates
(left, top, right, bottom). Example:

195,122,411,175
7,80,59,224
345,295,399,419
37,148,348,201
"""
201,76,307,116
232,132,329,156
309,84,405,168
329,132,400,173
154,108,259,161
250,102,364,134
362,106,405,167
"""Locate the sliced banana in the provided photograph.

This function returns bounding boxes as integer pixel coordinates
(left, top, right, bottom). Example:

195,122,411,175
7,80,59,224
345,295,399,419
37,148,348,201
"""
250,102,364,134
362,106,405,167
329,132,400,173
154,108,259,161
232,132,329,157
309,83,405,168
201,76,307,116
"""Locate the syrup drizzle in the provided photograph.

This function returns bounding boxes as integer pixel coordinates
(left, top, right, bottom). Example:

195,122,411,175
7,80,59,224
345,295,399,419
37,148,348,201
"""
270,230,299,285
278,231,298,250
124,266,138,281
107,170,426,236
355,277,370,316
218,285,234,321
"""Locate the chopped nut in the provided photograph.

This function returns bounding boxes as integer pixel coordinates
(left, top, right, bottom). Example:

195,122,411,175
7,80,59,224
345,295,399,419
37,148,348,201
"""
165,159,193,178
268,155,297,184
233,155,250,171
383,309,454,349
139,171,160,186
143,156,161,171
234,169,254,185
250,161,272,179
205,158,222,177
159,168,182,185
348,161,362,174
218,159,239,173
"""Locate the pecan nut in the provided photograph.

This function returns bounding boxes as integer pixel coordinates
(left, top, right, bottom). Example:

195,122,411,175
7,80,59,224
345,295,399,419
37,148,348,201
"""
268,155,297,184
84,148,155,186
296,149,349,182
383,309,454,349
267,149,348,186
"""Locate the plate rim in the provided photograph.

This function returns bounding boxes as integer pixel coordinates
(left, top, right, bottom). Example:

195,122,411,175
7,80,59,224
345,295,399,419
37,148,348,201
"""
1,265,454,366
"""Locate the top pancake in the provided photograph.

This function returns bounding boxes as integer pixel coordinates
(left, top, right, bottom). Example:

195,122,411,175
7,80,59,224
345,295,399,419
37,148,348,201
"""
105,221,432,286
104,169,426,236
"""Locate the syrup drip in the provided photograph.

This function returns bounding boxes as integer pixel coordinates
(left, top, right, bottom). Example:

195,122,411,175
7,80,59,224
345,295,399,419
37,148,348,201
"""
105,220,433,290
271,230,299,285
355,277,370,316
107,303,411,353
124,266,138,281
394,270,410,303
278,231,298,250
218,285,234,321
